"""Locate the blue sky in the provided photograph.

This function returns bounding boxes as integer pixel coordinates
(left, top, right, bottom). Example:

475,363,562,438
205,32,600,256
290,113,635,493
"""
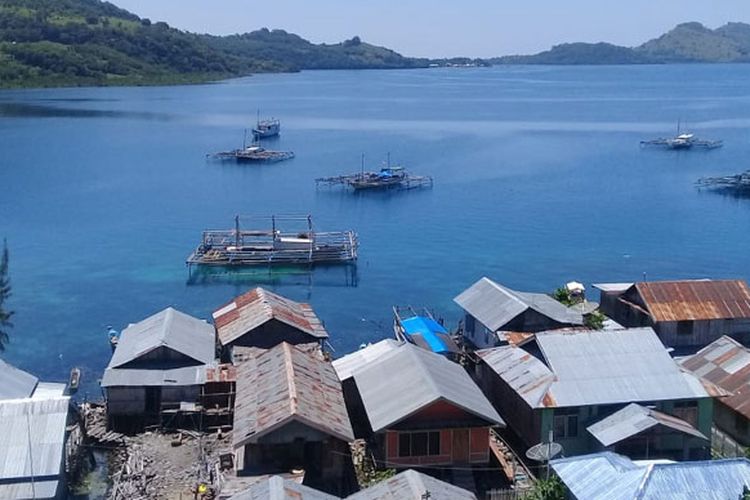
114,1,750,58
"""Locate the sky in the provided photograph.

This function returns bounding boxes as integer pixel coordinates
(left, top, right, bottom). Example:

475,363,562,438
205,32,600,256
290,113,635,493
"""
113,1,750,58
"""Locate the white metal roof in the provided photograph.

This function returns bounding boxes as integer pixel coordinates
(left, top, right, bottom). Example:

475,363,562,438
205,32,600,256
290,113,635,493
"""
480,328,708,408
0,358,38,400
0,396,69,493
101,365,206,387
351,343,504,432
552,452,750,500
587,403,707,447
107,307,215,369
332,339,404,381
228,475,338,500
454,277,583,332
347,469,477,500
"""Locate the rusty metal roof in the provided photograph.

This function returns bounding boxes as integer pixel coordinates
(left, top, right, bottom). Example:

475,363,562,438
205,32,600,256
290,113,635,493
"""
477,346,556,408
635,280,750,322
681,336,750,419
233,342,353,449
213,288,328,346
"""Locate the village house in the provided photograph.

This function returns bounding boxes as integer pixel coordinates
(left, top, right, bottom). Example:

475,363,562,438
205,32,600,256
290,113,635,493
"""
225,469,477,500
213,287,329,358
0,358,72,500
232,342,356,496
474,327,713,460
595,279,750,350
101,307,216,431
551,452,750,500
454,277,584,349
680,335,750,448
333,341,504,471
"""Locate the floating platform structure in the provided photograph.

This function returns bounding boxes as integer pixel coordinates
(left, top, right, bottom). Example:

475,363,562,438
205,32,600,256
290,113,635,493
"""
186,215,358,268
697,170,750,192
316,157,433,191
209,144,294,163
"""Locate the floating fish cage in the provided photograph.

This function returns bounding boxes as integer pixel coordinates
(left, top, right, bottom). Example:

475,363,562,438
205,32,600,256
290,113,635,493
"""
186,215,358,269
209,145,295,163
316,166,433,191
697,170,750,192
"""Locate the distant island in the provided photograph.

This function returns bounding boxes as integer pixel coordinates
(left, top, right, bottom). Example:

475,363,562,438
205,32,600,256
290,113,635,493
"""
491,22,750,65
2,0,750,89
0,0,429,88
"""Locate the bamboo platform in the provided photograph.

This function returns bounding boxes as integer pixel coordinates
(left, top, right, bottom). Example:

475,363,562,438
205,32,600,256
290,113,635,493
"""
697,170,750,192
209,145,294,163
186,215,358,268
316,166,433,191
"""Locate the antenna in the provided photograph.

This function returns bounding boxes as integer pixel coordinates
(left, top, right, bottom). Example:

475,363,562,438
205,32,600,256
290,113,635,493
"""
243,129,247,149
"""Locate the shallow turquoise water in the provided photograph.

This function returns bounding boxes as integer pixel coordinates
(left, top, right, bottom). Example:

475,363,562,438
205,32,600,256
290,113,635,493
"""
2,65,750,395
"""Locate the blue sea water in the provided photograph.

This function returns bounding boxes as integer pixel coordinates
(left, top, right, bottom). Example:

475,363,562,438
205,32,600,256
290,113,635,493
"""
1,65,750,395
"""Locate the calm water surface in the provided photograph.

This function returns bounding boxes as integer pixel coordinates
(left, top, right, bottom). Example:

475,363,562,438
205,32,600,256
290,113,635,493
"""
2,65,750,394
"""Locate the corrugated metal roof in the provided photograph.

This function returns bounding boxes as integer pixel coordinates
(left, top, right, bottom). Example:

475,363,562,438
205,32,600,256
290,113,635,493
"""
477,346,555,408
346,469,477,500
587,403,707,447
351,343,504,432
214,288,329,347
454,277,583,332
635,280,750,322
0,479,60,500
228,475,338,500
101,365,206,387
537,327,708,407
551,452,658,500
108,307,215,368
0,358,38,400
680,336,750,419
552,452,750,500
233,342,354,448
333,339,404,381
479,328,708,408
0,397,69,488
593,283,634,293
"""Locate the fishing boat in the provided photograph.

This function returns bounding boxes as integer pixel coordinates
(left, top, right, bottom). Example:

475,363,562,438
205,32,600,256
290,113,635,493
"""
393,306,460,358
68,367,81,394
641,122,722,150
252,111,280,139
186,215,358,268
316,154,433,191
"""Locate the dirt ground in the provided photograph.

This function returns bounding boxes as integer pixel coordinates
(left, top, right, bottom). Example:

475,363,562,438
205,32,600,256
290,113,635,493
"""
109,430,231,500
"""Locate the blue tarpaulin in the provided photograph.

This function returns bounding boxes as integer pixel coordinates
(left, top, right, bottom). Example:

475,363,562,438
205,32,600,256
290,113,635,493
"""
400,316,454,354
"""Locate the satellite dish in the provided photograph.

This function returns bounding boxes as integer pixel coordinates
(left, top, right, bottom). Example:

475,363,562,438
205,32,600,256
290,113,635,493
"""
526,442,563,462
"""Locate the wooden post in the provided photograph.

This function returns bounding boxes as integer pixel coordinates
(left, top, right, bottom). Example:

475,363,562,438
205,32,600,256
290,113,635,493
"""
234,215,240,247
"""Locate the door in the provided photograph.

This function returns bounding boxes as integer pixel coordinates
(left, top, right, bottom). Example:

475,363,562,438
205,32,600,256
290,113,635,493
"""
145,387,161,415
452,428,470,463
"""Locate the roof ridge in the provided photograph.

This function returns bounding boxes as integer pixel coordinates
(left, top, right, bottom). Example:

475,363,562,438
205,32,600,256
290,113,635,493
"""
407,345,441,399
282,343,298,416
161,306,175,346
634,463,655,499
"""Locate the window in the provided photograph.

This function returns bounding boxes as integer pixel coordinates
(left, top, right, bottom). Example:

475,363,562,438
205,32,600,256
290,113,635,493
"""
397,431,441,457
677,320,693,336
553,410,579,439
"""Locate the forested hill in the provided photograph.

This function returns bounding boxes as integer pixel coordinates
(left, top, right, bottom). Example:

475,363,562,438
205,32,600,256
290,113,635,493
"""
0,0,428,88
491,22,750,65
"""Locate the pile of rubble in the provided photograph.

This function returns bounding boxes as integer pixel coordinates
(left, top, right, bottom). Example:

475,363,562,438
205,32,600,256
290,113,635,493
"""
108,431,230,499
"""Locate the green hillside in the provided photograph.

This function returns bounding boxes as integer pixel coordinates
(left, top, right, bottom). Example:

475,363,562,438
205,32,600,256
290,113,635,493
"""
493,22,750,65
0,0,427,88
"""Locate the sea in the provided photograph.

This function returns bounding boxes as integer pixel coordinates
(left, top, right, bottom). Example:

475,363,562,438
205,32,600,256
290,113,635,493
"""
1,64,750,395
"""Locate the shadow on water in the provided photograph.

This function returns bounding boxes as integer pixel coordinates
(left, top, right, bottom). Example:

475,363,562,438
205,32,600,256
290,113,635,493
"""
186,263,359,288
0,102,173,120
696,187,750,201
